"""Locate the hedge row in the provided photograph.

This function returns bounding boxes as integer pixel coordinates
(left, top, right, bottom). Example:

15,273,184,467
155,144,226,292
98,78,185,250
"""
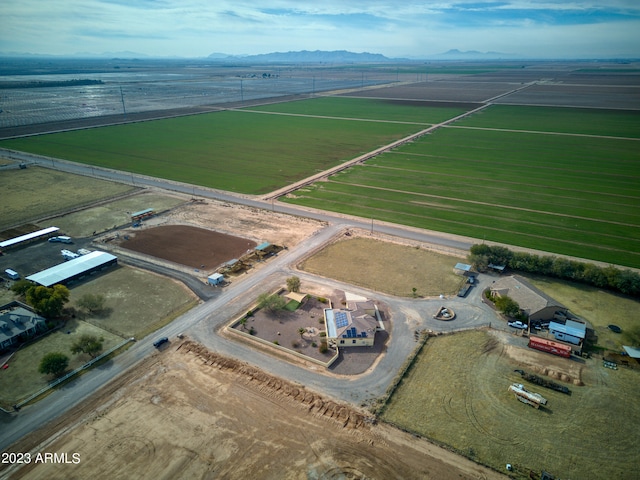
468,244,640,297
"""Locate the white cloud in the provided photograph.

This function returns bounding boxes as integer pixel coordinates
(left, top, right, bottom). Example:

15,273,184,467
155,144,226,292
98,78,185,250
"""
0,0,638,57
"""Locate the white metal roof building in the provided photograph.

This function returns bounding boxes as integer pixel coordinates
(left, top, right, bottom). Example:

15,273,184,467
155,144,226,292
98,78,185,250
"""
26,251,117,287
0,227,59,249
549,320,587,345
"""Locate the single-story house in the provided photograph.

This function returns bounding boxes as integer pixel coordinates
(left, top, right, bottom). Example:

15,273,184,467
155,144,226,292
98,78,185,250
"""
490,275,568,321
0,301,46,351
324,293,379,348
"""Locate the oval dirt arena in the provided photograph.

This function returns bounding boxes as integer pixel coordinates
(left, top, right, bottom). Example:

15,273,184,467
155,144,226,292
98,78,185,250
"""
121,225,257,269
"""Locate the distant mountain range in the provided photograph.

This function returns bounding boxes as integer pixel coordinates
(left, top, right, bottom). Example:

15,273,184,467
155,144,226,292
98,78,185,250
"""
208,50,392,63
0,49,523,62
432,49,520,60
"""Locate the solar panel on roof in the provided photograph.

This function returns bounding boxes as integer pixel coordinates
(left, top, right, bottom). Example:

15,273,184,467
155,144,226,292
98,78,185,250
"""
335,311,349,328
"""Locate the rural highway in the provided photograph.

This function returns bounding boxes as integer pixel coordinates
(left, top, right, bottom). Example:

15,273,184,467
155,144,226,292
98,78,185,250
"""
0,148,499,452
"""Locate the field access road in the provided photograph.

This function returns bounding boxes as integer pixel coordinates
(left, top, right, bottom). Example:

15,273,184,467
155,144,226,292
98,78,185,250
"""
0,147,474,253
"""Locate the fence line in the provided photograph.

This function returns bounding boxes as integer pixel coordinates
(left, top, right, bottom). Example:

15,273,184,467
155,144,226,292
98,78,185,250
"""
14,336,135,410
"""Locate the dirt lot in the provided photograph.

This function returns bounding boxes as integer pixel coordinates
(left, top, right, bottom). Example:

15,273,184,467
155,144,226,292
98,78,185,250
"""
120,225,257,271
150,198,326,248
1,341,505,480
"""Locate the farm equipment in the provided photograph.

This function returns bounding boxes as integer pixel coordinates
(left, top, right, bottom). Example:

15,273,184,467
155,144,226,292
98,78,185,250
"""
514,369,571,395
603,360,618,370
508,383,548,409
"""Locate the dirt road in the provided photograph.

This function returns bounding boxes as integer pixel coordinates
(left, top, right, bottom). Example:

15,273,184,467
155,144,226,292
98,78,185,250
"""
1,341,505,480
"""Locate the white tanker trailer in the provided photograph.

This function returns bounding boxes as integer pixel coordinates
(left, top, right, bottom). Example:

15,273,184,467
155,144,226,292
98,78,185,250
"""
508,383,548,409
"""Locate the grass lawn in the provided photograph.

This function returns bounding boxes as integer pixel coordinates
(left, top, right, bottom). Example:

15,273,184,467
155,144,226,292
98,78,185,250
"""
0,166,136,231
0,110,425,195
299,236,465,297
0,319,123,408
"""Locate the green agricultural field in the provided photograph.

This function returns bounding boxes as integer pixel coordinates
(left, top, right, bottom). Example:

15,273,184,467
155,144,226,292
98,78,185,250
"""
246,97,469,124
456,104,640,137
0,109,426,195
285,108,640,268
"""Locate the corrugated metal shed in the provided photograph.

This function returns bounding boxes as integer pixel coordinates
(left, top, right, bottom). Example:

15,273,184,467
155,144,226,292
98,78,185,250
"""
0,227,59,248
549,320,586,340
131,208,154,217
207,273,224,285
454,263,472,272
623,346,640,359
256,242,271,251
27,251,117,287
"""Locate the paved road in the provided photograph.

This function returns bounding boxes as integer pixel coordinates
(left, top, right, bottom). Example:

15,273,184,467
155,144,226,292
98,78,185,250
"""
0,150,499,452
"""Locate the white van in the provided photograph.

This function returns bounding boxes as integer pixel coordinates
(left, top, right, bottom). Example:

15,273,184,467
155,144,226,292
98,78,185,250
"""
4,269,19,280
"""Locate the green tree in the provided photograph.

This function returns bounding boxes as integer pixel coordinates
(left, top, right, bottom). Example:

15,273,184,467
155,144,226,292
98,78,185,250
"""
77,293,106,314
298,327,306,339
257,293,287,313
10,279,33,296
70,334,104,358
38,352,69,377
494,295,520,318
25,284,70,318
286,276,301,293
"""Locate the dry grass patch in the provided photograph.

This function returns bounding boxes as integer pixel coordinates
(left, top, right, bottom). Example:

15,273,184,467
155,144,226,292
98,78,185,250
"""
300,236,465,297
0,166,136,230
40,192,186,237
69,266,199,339
381,329,640,479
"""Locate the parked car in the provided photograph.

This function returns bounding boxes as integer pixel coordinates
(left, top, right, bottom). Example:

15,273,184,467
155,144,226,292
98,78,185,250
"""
153,337,169,348
48,236,72,243
508,321,527,330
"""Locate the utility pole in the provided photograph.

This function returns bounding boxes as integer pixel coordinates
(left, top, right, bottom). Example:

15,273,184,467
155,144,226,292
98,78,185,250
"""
120,86,126,118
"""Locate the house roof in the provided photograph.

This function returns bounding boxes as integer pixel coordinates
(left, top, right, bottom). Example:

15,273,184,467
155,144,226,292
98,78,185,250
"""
491,275,565,316
325,308,377,339
0,302,46,345
454,263,472,272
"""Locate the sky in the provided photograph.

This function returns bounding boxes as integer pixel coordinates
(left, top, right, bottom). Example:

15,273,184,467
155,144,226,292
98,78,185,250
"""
1,1,639,59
